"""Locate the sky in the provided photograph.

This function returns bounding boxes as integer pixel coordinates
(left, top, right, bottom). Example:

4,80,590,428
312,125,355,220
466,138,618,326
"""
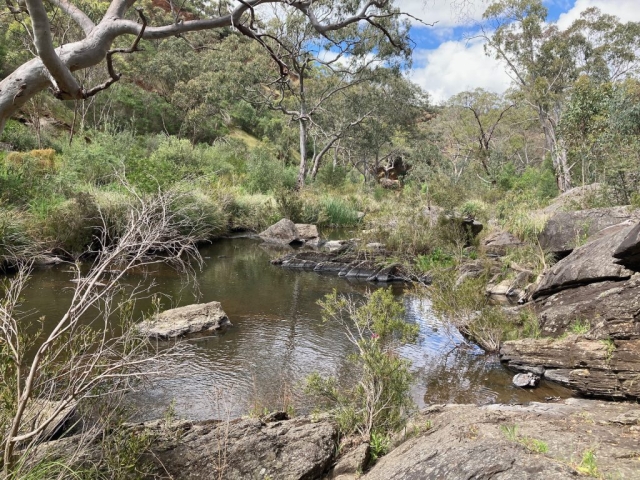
405,0,640,103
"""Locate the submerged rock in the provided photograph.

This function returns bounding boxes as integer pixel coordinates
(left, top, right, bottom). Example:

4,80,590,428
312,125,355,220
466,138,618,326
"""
512,372,539,388
138,302,230,339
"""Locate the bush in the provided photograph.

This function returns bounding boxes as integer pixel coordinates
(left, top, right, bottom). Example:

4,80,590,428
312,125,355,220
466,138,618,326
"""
0,120,38,151
245,147,292,194
306,288,418,441
316,164,348,188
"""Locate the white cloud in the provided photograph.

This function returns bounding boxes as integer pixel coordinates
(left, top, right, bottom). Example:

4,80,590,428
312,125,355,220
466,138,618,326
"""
556,0,640,29
409,36,512,103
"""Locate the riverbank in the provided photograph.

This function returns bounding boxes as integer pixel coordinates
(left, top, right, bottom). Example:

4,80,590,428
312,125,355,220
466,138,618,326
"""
25,398,640,479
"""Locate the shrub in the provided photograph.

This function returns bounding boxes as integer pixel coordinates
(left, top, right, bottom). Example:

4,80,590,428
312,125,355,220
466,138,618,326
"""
305,288,418,441
0,120,38,151
316,164,348,188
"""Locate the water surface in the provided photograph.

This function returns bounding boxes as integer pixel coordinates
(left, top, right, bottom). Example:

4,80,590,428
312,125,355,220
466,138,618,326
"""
21,238,571,421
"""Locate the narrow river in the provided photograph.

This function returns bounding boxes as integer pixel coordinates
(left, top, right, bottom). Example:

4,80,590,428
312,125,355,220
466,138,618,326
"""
20,238,571,421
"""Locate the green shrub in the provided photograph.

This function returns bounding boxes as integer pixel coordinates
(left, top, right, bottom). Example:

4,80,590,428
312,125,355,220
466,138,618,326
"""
416,248,456,273
316,164,348,188
305,288,418,441
0,120,38,151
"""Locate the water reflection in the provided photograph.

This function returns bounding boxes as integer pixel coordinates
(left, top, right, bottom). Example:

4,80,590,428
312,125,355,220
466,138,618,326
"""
19,238,572,421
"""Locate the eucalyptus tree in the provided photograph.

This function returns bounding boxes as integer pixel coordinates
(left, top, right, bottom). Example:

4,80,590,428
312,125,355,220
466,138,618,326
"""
247,3,416,189
0,0,427,136
483,0,640,192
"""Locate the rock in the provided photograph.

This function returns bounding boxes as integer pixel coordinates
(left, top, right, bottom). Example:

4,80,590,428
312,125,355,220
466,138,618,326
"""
611,410,640,425
259,219,300,245
295,223,319,241
486,279,513,296
20,399,77,442
138,302,230,339
363,400,640,480
482,231,523,256
538,206,639,256
542,183,603,214
613,221,640,271
332,443,370,477
500,337,640,399
148,416,338,480
35,255,65,266
512,373,539,388
324,240,351,253
365,242,385,251
534,274,640,339
341,260,379,279
421,206,483,237
357,211,366,221
368,263,404,283
533,221,636,299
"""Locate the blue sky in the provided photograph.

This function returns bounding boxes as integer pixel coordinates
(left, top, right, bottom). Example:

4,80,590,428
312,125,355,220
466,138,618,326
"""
405,0,640,103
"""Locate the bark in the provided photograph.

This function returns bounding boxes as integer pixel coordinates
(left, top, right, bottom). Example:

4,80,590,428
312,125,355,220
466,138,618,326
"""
539,108,572,192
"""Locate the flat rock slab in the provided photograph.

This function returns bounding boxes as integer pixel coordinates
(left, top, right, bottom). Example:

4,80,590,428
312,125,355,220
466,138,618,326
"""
147,416,338,480
138,301,230,339
364,400,640,480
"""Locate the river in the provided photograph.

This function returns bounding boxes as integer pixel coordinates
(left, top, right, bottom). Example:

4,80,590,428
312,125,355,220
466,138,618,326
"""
20,238,571,421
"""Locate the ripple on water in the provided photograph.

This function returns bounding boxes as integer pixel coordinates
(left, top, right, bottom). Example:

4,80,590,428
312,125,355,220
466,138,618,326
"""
20,238,573,421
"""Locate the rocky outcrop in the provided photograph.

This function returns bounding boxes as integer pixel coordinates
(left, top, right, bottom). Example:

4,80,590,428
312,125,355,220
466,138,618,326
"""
482,231,523,257
613,221,640,270
535,274,640,339
538,206,639,256
422,206,483,237
271,251,407,283
533,221,636,298
364,399,640,480
138,302,230,339
147,415,338,480
500,336,640,399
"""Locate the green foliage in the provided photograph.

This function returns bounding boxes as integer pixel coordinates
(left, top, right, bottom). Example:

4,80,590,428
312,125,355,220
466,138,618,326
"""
569,319,590,335
576,449,599,477
320,197,360,226
306,289,418,442
500,424,519,442
369,431,390,461
0,121,38,151
522,438,549,454
416,248,456,273
316,165,348,188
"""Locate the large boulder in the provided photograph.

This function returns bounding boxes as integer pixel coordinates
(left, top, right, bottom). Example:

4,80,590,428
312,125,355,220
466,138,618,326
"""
500,337,640,399
148,415,338,480
259,219,300,245
538,206,639,256
613,221,640,271
533,221,636,299
535,274,640,339
138,302,230,339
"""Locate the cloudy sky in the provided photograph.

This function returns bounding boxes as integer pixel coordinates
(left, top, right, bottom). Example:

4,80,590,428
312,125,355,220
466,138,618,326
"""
406,0,640,103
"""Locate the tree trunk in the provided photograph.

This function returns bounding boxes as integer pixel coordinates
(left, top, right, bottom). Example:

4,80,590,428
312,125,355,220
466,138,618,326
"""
296,116,308,190
538,108,572,192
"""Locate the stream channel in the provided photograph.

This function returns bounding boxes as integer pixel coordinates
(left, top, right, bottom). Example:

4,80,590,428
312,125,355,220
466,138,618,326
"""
22,237,571,421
